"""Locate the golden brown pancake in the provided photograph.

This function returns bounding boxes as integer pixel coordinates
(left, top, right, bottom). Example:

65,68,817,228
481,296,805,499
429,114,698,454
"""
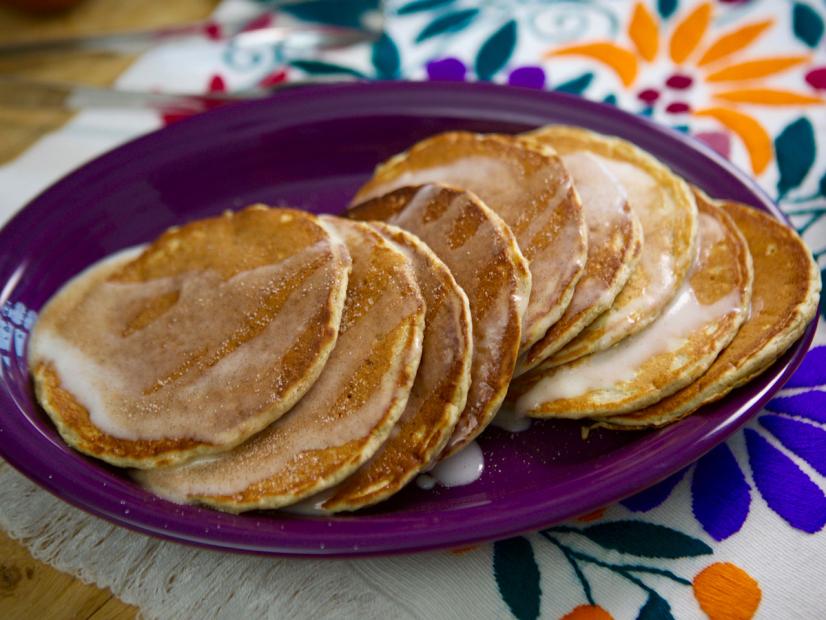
29,206,351,469
320,222,473,512
351,131,586,350
135,217,426,512
602,194,820,429
527,125,697,367
511,197,752,418
515,151,643,375
349,183,531,457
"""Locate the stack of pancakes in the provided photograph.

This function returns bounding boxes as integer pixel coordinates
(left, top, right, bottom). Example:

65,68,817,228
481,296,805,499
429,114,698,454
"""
29,126,820,514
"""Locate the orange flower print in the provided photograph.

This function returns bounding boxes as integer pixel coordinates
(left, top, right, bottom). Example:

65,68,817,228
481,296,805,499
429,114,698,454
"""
575,507,606,522
561,604,614,620
544,2,824,175
693,562,762,620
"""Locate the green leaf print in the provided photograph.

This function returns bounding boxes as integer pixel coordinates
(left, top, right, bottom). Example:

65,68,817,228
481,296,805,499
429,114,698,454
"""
554,73,595,95
372,33,401,79
493,537,541,620
475,20,518,81
579,521,713,558
416,8,479,43
658,0,678,19
792,3,824,48
637,591,675,620
398,0,456,15
288,60,366,78
775,117,816,199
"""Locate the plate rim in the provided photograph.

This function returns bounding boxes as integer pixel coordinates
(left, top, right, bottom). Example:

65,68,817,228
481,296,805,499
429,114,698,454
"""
0,80,816,557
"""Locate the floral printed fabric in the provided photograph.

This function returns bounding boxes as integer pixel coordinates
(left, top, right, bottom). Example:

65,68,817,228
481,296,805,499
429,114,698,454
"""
1,1,825,619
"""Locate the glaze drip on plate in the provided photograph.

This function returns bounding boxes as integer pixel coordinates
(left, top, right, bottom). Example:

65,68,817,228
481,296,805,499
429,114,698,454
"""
416,441,484,489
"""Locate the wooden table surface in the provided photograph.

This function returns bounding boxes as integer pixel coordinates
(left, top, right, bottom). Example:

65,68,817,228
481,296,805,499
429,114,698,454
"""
0,1,218,616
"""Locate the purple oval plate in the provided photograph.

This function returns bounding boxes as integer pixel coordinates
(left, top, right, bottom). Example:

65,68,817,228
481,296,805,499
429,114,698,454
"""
0,82,815,557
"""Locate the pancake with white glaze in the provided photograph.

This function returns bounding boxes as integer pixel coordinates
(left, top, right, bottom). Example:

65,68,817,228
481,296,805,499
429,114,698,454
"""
135,218,426,512
349,183,530,457
526,125,697,367
515,151,643,375
510,198,752,418
30,206,351,469
602,194,820,429
351,131,586,350
320,222,473,512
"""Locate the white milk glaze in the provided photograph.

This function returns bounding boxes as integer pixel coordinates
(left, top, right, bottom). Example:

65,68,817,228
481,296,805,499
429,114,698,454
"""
383,185,530,452
491,406,531,432
427,441,484,487
415,475,437,490
136,218,425,501
282,490,334,516
516,288,742,410
359,142,585,348
372,156,511,198
517,211,744,413
559,152,629,317
31,240,344,444
161,289,421,499
589,155,678,335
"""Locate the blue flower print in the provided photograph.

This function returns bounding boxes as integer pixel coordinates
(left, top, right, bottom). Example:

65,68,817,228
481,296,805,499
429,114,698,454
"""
622,346,826,539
